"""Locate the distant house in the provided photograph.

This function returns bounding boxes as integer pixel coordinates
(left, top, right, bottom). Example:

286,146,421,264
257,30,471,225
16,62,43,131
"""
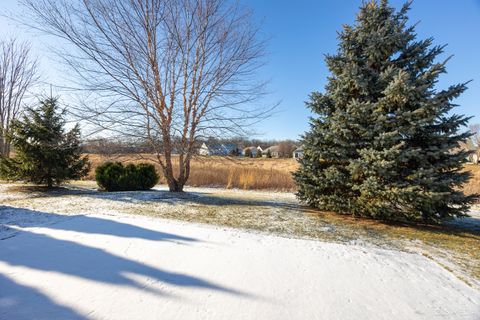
264,145,280,158
293,146,304,159
472,153,479,164
198,143,241,156
243,146,263,157
455,141,479,164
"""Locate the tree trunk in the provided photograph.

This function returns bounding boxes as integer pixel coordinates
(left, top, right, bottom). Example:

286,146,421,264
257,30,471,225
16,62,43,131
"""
5,143,10,157
47,166,53,188
168,179,184,192
158,154,187,192
0,136,3,156
160,132,185,192
47,177,53,188
163,169,185,192
2,139,11,158
0,135,7,157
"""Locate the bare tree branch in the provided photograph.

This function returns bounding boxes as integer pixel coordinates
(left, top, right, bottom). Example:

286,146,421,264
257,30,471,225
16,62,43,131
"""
0,37,39,157
20,0,270,191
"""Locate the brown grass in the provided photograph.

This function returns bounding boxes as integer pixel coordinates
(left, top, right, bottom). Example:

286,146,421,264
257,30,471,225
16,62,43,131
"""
84,154,480,195
462,164,480,199
85,154,298,191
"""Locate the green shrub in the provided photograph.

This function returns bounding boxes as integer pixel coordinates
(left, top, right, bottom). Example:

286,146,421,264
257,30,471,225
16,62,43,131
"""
95,162,159,191
0,98,90,187
135,163,160,190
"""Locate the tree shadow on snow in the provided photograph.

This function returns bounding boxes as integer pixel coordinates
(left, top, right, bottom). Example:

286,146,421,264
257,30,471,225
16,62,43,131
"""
32,184,301,210
0,206,250,318
6,183,300,209
0,273,87,320
33,187,480,239
0,205,198,243
1,229,244,297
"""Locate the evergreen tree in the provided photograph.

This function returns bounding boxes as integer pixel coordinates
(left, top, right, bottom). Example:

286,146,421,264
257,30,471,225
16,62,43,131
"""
294,0,477,223
0,98,90,187
256,149,263,158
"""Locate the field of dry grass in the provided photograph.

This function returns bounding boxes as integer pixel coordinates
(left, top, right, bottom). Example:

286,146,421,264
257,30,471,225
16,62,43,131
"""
86,154,299,191
463,164,480,199
85,154,480,197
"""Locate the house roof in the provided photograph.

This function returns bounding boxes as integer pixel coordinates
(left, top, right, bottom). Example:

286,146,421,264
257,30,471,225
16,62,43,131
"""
457,141,477,152
264,145,279,152
207,144,239,153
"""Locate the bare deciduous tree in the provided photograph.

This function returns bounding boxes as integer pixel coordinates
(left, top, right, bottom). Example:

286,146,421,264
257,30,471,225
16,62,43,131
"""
0,38,38,157
469,124,480,164
277,140,295,158
21,0,270,191
470,124,480,146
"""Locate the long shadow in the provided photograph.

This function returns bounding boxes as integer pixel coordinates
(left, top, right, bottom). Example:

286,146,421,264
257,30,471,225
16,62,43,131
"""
7,184,300,210
306,208,480,240
0,273,86,320
1,206,247,301
0,229,246,298
94,190,299,209
54,188,480,238
100,187,299,210
6,185,479,240
0,205,198,242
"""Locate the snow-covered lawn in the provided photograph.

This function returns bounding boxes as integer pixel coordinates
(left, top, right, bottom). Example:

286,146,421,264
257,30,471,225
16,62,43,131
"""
1,183,479,319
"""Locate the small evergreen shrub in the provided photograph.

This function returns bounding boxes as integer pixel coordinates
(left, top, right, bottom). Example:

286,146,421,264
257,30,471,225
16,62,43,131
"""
135,163,160,190
0,98,90,187
95,162,159,191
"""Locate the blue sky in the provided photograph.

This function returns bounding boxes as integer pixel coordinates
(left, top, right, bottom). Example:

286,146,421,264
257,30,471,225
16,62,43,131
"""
1,0,479,140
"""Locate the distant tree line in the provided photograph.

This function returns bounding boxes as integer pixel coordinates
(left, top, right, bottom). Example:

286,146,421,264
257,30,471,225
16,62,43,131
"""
82,138,155,156
83,137,300,158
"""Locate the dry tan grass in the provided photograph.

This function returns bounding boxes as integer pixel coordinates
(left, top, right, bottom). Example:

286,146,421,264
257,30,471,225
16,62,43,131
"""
84,154,480,195
463,164,480,199
85,154,298,191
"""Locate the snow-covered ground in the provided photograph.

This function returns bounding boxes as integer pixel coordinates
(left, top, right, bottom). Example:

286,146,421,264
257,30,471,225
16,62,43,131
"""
1,203,479,319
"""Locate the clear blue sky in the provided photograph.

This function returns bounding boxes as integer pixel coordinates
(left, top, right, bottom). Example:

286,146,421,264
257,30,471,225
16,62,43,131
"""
1,0,479,140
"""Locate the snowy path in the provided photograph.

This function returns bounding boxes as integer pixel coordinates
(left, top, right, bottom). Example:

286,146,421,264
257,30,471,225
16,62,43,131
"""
0,210,479,320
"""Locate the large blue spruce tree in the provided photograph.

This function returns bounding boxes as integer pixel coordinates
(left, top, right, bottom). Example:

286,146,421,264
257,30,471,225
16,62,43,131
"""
294,0,477,223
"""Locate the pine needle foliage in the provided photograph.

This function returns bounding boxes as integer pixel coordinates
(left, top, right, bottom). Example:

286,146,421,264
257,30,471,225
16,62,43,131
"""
294,0,477,223
0,98,90,187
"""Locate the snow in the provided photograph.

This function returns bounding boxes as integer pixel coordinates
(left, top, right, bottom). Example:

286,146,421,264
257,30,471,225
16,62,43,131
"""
1,206,479,319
